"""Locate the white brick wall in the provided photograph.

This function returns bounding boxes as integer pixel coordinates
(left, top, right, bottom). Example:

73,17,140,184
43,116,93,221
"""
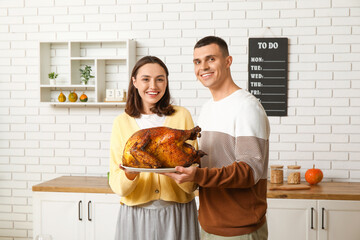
0,0,360,239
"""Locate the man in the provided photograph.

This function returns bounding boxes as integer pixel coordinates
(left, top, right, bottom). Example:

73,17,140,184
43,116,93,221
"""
164,36,270,239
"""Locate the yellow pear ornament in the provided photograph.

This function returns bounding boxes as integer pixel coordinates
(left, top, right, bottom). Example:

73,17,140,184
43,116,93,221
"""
58,91,66,102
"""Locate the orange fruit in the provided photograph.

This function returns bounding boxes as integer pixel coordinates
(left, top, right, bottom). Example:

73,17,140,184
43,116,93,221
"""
305,165,323,185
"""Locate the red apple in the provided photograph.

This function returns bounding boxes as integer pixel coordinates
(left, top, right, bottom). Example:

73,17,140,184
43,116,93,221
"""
305,164,323,185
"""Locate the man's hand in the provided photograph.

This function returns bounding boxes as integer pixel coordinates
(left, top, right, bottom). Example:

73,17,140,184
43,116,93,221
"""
162,166,197,184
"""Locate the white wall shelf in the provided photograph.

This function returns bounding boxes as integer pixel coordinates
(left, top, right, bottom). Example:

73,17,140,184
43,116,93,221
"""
39,40,136,106
46,102,126,107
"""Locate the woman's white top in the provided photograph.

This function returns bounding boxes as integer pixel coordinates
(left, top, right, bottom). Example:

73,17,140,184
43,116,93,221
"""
135,113,166,129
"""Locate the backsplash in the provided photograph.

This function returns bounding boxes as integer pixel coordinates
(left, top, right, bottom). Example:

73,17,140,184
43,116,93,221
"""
1,0,360,239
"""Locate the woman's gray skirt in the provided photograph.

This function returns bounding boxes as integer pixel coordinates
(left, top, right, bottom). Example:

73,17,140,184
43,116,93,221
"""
114,199,200,240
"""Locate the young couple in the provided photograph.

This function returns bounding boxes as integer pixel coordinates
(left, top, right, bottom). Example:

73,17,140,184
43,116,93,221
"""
109,36,270,240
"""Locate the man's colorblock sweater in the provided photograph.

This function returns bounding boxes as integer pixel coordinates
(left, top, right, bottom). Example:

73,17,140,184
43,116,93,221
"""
194,89,270,236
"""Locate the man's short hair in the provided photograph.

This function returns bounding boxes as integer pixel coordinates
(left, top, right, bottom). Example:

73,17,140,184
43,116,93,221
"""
194,36,229,57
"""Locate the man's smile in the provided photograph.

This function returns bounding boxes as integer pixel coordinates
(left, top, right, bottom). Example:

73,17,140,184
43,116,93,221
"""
200,72,214,78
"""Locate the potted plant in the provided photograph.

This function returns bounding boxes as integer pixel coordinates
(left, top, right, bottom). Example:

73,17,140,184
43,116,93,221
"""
48,72,58,85
79,65,95,85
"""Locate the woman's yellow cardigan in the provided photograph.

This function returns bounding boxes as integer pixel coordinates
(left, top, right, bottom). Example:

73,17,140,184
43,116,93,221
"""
109,106,198,206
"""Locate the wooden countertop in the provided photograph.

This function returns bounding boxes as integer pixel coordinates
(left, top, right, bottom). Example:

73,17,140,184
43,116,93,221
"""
32,176,360,200
32,176,114,194
267,182,360,200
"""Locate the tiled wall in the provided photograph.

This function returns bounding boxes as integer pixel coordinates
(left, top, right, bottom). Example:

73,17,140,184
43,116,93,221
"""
1,0,360,238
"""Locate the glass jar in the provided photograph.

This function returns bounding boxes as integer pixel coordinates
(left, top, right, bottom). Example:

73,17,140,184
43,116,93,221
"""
287,165,301,184
270,165,284,184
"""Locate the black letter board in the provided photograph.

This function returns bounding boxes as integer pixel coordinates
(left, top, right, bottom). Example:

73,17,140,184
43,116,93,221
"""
248,38,288,116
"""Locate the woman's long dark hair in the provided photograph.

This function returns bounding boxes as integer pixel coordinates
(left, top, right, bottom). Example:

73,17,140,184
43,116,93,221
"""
125,56,175,118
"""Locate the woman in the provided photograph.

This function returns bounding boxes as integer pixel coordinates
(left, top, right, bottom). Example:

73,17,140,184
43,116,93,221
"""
109,56,200,240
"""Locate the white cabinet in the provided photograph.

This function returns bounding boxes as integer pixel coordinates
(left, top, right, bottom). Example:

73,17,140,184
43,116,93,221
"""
267,199,360,240
267,199,317,240
33,192,121,240
39,40,136,106
318,200,360,240
86,194,121,240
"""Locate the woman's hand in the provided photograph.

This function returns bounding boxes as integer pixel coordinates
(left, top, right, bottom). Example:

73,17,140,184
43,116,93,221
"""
119,165,139,180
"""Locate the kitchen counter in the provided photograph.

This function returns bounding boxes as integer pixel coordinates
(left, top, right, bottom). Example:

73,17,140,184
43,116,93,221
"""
267,182,360,200
32,176,360,200
32,176,113,194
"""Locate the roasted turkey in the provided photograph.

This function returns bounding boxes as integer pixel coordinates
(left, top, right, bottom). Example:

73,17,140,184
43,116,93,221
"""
122,126,206,168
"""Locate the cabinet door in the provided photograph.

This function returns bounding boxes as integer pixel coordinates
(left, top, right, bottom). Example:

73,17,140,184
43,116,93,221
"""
33,192,85,240
318,200,360,240
85,193,121,240
267,199,317,240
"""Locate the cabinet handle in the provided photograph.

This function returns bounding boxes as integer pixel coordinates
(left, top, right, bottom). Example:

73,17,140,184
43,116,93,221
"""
88,201,92,221
310,207,314,229
321,207,325,229
78,200,82,221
